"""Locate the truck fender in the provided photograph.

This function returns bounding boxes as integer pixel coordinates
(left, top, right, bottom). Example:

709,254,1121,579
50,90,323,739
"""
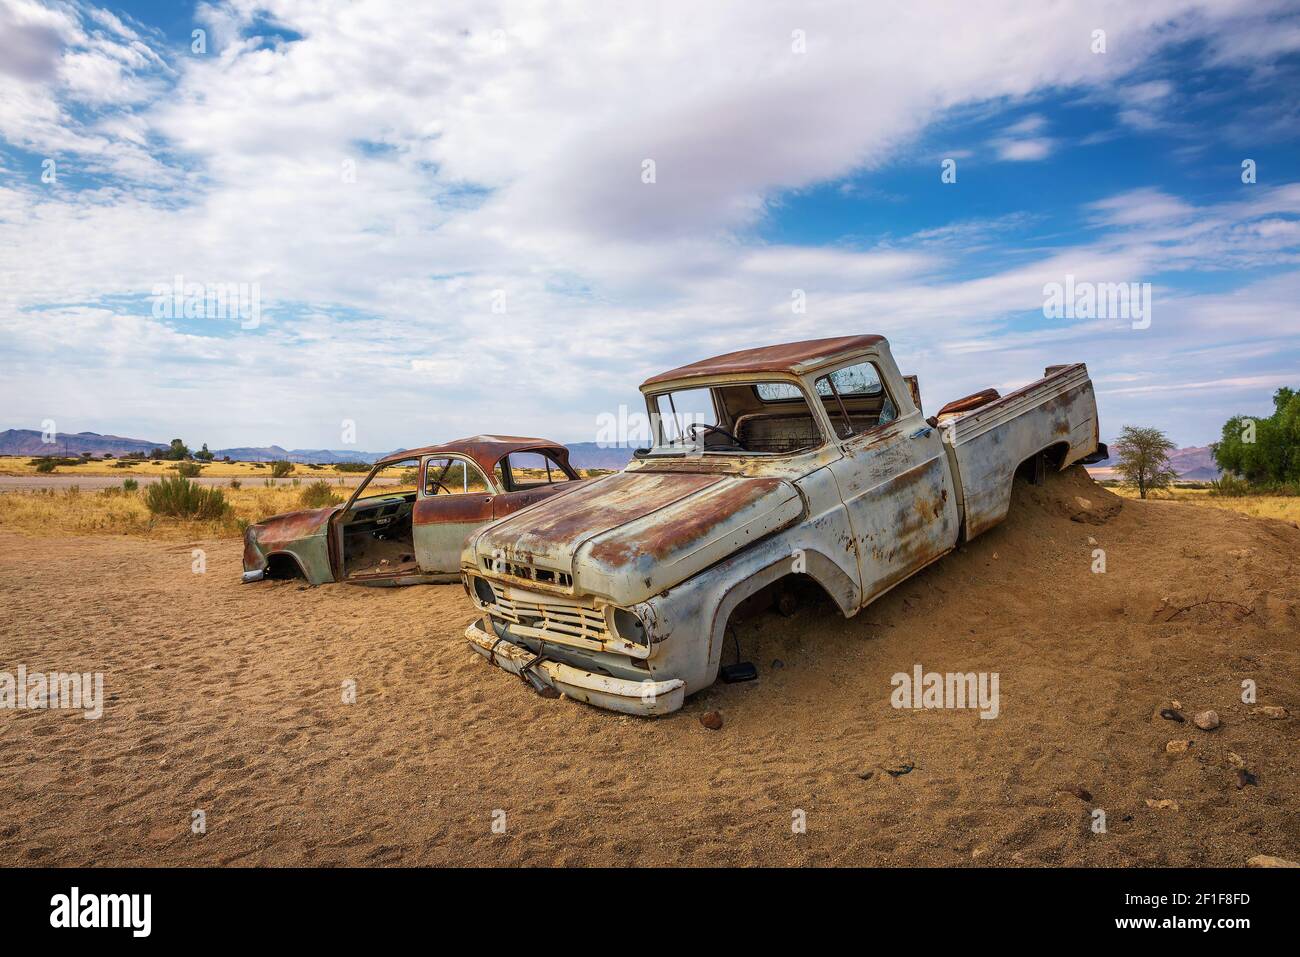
703,549,858,684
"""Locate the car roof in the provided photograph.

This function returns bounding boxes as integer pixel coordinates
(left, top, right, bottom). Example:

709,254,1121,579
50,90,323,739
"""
640,334,885,389
376,435,572,476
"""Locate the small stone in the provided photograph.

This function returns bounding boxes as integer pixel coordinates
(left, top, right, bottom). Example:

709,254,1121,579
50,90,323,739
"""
1235,769,1258,789
1145,799,1179,810
1227,752,1247,770
1171,700,1182,710
857,770,874,781
1194,710,1220,731
770,659,785,670
699,710,723,731
1159,708,1186,723
1247,854,1299,868
1253,706,1289,719
1165,740,1191,754
1087,536,1098,546
1058,785,1092,802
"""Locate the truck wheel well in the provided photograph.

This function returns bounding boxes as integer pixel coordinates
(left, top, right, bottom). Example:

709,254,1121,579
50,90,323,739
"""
265,553,306,580
720,573,836,636
1014,441,1071,483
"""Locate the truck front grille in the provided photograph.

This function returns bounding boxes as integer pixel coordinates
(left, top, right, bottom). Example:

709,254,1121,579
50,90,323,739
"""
488,584,609,642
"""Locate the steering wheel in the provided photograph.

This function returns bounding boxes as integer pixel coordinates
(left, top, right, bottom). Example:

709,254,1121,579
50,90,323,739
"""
687,422,744,447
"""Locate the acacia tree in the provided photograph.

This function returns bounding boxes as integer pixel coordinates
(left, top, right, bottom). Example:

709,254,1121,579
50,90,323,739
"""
1113,425,1177,499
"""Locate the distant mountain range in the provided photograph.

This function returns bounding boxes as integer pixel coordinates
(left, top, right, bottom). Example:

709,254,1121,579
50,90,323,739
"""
1086,445,1221,481
0,429,636,471
0,427,1221,478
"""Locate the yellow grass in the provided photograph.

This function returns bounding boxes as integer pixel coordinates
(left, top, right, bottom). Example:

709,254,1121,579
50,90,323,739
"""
0,486,314,540
0,455,409,479
0,470,617,541
1112,485,1300,523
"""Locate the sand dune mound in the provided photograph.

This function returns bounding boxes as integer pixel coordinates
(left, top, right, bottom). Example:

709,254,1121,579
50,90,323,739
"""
0,465,1296,867
1010,463,1124,527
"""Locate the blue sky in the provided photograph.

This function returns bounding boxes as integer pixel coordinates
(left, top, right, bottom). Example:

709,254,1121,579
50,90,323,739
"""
1,0,1299,452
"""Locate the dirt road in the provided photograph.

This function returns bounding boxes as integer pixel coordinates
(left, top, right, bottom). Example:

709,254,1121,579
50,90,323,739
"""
1,469,1296,866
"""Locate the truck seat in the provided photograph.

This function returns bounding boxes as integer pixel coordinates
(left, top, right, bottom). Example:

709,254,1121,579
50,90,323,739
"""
936,388,1000,418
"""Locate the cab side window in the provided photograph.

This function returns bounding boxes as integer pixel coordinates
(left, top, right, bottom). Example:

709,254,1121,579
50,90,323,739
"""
423,457,488,495
502,451,573,491
814,361,897,438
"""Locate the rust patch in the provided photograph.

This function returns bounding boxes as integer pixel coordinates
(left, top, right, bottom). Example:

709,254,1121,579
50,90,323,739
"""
373,435,577,484
249,506,336,549
413,494,492,525
480,471,722,556
641,334,885,388
936,388,1000,417
588,477,789,566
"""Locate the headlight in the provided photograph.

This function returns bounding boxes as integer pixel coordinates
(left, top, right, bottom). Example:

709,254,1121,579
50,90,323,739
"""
470,575,496,607
611,607,647,645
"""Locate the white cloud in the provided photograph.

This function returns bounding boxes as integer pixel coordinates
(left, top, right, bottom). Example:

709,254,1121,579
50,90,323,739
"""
0,0,1298,449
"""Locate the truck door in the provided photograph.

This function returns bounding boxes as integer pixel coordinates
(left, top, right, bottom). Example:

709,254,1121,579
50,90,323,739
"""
820,359,960,604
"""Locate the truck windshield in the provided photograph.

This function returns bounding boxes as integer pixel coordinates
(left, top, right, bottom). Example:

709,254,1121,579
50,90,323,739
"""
648,381,824,455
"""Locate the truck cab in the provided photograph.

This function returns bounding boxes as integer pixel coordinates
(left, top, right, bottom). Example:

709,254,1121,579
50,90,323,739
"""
460,336,1102,715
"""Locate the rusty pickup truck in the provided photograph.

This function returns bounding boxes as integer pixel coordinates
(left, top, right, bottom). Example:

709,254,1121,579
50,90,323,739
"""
460,336,1106,715
242,435,583,586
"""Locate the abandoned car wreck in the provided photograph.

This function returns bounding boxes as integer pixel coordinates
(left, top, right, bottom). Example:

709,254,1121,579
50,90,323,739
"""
460,334,1106,715
241,435,583,586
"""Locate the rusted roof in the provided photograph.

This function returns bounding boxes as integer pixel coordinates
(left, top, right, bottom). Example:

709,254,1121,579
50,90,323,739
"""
376,435,572,476
640,335,885,389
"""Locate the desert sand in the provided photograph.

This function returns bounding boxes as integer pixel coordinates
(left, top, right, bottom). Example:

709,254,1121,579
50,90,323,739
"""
1,467,1296,866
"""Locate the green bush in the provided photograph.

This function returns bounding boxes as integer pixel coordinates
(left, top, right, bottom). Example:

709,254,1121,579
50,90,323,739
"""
229,478,242,490
1214,387,1300,485
122,478,139,492
172,461,204,478
333,461,370,473
144,476,229,519
34,459,56,473
299,480,343,508
270,460,294,478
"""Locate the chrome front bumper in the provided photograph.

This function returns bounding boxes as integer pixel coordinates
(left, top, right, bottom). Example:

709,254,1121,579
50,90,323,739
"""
465,622,685,716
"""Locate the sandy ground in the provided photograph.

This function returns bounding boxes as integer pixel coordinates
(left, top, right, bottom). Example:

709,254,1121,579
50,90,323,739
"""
1,468,1296,867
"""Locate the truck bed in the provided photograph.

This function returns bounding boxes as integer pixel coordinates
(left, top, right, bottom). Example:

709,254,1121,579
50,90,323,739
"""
937,363,1100,540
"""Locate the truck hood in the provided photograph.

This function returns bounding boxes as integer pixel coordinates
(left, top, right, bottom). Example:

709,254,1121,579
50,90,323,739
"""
467,470,804,604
